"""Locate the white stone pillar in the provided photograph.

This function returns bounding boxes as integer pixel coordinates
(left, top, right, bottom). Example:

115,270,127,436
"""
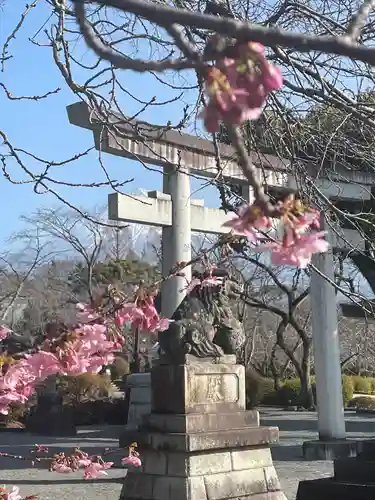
310,218,346,440
161,167,191,318
240,185,254,204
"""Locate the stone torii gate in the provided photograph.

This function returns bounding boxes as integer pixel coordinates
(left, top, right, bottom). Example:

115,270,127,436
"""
109,189,239,318
67,101,369,459
67,101,283,318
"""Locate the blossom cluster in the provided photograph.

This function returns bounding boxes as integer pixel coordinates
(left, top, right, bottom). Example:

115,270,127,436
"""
223,195,328,268
201,42,283,132
114,288,169,333
181,267,224,293
0,288,169,416
0,324,116,415
50,442,141,478
199,40,329,268
0,442,142,496
50,448,114,479
0,485,35,500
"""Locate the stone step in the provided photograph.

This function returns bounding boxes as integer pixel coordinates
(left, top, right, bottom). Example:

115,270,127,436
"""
334,457,375,483
143,410,260,433
141,447,274,477
138,426,279,452
121,466,284,500
297,478,375,500
357,439,375,460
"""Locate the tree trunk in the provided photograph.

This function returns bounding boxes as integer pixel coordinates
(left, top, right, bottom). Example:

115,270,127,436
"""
270,343,282,391
299,341,314,409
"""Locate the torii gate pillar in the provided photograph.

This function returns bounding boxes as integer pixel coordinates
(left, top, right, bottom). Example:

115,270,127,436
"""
162,167,192,318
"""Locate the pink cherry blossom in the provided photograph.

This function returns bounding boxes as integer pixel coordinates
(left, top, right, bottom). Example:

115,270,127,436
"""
294,209,320,232
201,43,283,131
77,458,92,468
0,392,26,414
83,461,113,480
181,278,202,293
0,325,11,341
256,231,329,268
76,303,100,324
223,203,272,240
34,444,49,453
121,454,142,467
21,351,62,380
52,463,73,473
201,276,222,287
60,324,116,376
115,296,169,333
2,486,22,500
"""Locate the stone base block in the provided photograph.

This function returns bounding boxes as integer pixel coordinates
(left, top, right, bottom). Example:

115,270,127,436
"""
357,439,375,460
334,457,375,483
151,362,245,414
302,439,358,460
138,426,279,452
140,447,274,476
144,410,260,433
158,354,237,366
297,478,375,500
126,373,152,431
120,447,285,500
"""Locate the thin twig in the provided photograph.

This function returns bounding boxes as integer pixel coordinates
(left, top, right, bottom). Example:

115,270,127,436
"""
74,0,375,66
0,83,61,101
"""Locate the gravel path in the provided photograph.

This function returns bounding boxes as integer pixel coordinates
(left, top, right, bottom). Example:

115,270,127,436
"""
0,411,373,500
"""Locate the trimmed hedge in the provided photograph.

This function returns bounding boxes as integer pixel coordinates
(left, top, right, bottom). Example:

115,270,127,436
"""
57,373,114,404
109,357,130,380
342,375,354,406
68,398,129,426
246,374,362,408
277,379,302,406
245,370,274,408
352,375,372,394
352,396,375,411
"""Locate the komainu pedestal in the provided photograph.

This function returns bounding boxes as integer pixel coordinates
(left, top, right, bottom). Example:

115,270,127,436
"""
297,439,375,500
120,357,287,500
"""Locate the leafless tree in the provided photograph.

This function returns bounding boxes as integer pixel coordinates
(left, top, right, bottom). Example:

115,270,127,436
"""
1,1,375,223
0,235,49,325
1,0,375,329
14,207,125,302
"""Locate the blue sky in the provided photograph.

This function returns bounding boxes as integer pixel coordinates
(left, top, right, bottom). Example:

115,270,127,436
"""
0,2,220,246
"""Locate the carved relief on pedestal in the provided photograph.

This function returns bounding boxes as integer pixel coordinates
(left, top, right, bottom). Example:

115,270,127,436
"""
189,373,239,405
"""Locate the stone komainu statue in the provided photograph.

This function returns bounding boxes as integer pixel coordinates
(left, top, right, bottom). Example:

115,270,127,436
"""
158,268,245,363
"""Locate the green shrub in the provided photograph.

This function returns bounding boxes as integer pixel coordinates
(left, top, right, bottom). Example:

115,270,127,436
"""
342,375,354,406
347,398,357,408
70,399,129,426
353,396,375,410
245,371,274,408
352,376,372,394
369,378,375,393
277,378,301,406
0,402,28,427
57,373,114,404
110,357,130,380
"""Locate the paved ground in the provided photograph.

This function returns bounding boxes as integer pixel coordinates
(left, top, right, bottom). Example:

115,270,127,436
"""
261,408,375,498
0,411,373,500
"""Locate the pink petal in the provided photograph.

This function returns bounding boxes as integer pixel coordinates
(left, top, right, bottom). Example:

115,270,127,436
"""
53,464,73,473
0,326,11,340
157,318,170,331
240,106,264,121
121,455,142,467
